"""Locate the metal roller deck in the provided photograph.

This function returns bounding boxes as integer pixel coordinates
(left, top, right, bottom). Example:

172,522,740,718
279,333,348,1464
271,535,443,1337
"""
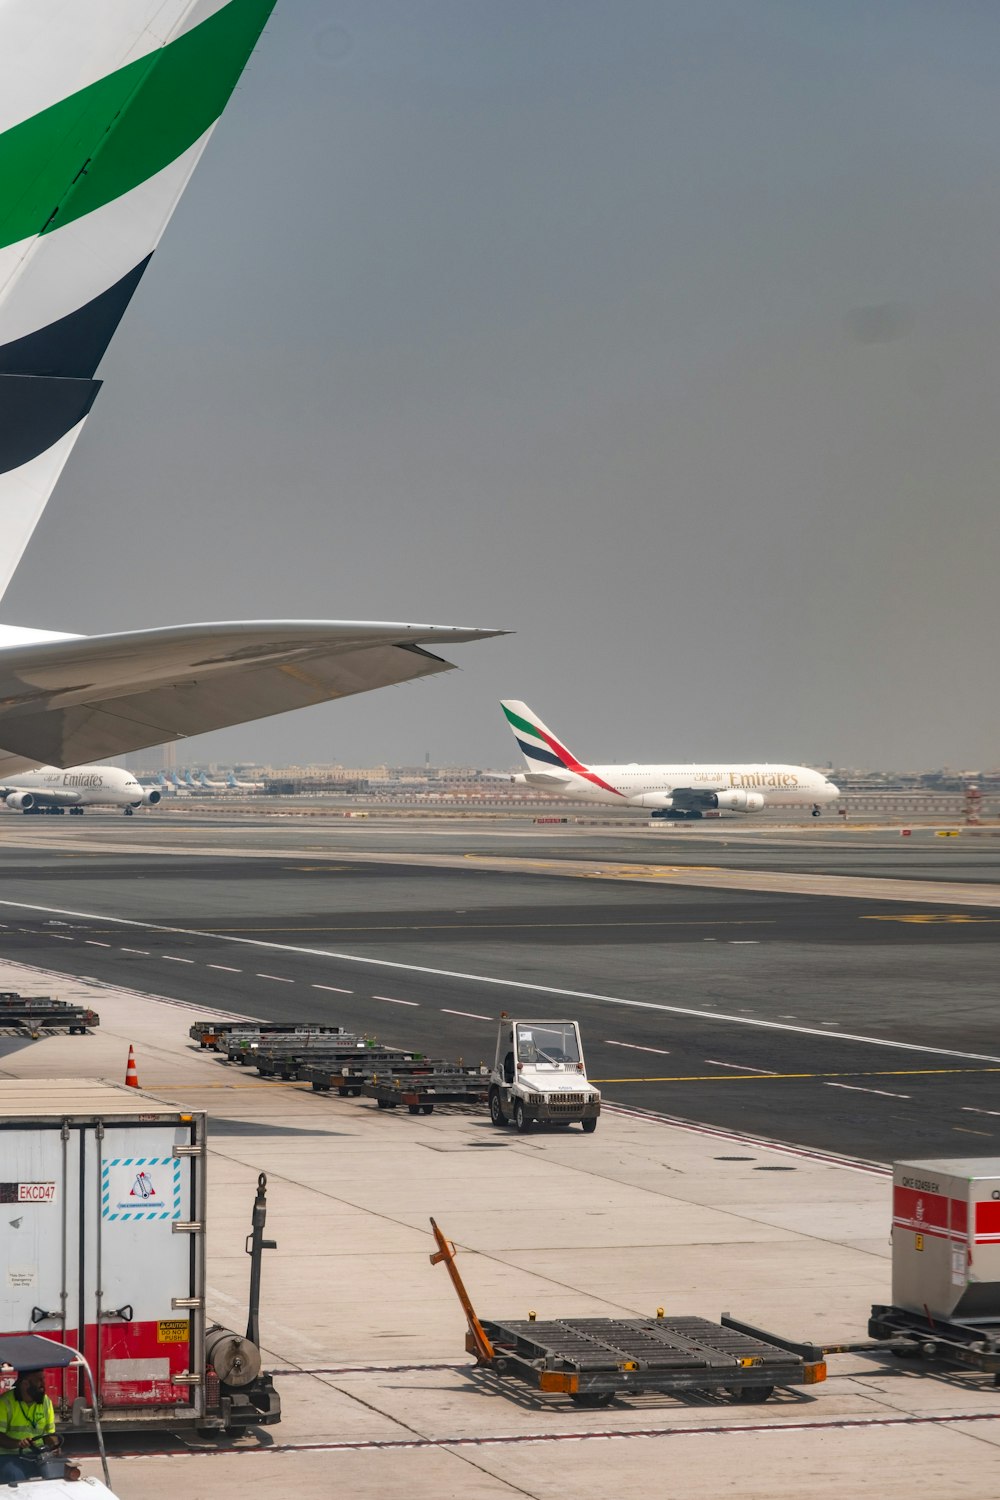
365,1063,490,1114
429,1219,826,1407
0,992,99,1035
300,1049,421,1095
475,1314,816,1404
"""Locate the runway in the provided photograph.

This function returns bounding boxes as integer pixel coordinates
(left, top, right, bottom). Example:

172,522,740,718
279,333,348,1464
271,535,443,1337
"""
1,814,997,1162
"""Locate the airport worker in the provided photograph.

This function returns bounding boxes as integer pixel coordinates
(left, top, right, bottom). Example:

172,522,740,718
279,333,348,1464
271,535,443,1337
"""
0,1369,65,1483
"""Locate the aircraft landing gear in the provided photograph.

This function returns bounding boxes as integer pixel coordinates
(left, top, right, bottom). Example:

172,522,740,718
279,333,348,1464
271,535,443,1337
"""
124,806,135,816
811,804,822,818
70,806,84,815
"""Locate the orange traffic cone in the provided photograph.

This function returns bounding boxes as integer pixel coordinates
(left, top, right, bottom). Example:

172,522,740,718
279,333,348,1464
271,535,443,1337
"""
125,1044,140,1089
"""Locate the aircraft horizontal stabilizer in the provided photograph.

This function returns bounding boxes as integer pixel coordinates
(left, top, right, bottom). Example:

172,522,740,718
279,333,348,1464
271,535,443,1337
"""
0,620,506,775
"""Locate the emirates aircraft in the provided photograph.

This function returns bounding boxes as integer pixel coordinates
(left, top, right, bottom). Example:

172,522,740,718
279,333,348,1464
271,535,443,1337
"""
501,702,839,818
0,2,499,785
0,765,160,815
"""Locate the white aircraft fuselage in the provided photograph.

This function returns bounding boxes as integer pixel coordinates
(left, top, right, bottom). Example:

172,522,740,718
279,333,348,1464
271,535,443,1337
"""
516,761,839,812
502,701,840,816
0,764,159,815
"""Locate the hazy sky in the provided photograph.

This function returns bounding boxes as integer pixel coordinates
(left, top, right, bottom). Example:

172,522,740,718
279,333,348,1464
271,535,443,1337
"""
7,0,1000,769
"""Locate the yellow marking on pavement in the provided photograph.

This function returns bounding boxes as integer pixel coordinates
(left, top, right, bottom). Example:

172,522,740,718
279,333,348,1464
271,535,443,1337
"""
953,1126,991,1136
861,914,999,924
591,1066,1000,1084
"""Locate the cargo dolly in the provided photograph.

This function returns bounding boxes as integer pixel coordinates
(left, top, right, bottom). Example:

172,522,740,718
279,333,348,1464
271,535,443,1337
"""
188,1019,345,1052
0,992,99,1035
253,1036,399,1082
299,1048,421,1095
366,1063,490,1115
224,1025,346,1064
429,1220,826,1406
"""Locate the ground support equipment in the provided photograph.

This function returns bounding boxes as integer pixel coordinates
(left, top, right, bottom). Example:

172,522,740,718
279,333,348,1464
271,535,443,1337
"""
224,1025,346,1064
188,1020,345,1052
298,1049,421,1095
428,1220,826,1407
0,993,99,1035
867,1304,1000,1382
365,1064,490,1115
254,1038,410,1082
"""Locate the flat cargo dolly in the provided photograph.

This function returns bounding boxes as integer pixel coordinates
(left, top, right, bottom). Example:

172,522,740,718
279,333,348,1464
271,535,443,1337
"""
366,1064,490,1114
868,1304,1000,1380
299,1050,420,1094
0,995,99,1034
225,1025,346,1064
188,1020,345,1051
250,1032,383,1080
429,1220,826,1406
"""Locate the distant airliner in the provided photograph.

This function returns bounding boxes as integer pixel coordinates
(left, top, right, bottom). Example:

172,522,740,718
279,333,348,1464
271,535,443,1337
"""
0,766,160,816
501,702,839,818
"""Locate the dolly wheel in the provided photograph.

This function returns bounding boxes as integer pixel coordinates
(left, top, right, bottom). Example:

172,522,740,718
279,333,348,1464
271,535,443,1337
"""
489,1089,507,1127
420,1103,434,1114
514,1100,532,1134
732,1385,774,1403
376,1099,393,1110
581,1117,598,1134
571,1392,615,1408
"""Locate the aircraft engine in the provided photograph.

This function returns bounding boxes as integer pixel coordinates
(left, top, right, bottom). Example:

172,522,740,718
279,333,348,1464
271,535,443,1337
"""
5,791,35,810
635,792,674,810
141,789,162,806
711,790,765,812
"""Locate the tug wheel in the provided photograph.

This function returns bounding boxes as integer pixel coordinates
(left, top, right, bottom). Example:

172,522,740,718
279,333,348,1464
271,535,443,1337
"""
489,1089,507,1127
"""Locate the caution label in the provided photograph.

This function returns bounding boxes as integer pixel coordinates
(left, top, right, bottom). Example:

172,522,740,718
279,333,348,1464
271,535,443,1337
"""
156,1320,189,1343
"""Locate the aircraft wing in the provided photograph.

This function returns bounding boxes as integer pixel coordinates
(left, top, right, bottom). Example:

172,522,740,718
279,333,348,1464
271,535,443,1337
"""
0,620,505,775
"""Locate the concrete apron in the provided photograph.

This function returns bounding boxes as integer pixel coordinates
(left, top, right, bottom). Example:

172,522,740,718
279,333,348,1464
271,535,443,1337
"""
2,960,999,1500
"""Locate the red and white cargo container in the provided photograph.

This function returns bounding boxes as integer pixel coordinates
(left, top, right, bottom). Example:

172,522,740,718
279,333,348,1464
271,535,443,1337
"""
0,1079,278,1432
891,1156,1000,1320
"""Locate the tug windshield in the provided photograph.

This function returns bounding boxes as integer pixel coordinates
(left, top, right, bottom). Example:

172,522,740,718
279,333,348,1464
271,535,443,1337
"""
516,1023,581,1069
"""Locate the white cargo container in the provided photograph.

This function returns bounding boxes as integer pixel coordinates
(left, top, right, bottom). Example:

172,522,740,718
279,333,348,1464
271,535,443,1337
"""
892,1156,1000,1321
0,1079,278,1432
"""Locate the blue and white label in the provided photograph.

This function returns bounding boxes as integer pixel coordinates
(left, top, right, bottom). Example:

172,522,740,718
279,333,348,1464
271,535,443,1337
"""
102,1157,181,1221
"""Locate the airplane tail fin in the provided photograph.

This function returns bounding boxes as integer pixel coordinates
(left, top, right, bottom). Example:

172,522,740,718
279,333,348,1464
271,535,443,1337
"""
0,0,278,602
500,700,583,776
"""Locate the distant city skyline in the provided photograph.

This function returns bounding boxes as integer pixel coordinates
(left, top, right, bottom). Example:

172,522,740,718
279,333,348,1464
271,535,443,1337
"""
5,1,999,768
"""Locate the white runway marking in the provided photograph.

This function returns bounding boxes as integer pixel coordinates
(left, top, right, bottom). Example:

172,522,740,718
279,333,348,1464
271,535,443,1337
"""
85,940,110,947
208,964,241,973
162,955,193,964
962,1106,1000,1118
605,1040,671,1056
441,1008,491,1021
373,994,419,1007
2,896,999,1065
312,984,353,994
705,1060,775,1074
825,1082,910,1100
120,948,149,955
257,973,293,983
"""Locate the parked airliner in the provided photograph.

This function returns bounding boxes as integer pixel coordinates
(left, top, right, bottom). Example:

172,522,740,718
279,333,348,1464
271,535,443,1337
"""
0,766,161,815
501,702,839,818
